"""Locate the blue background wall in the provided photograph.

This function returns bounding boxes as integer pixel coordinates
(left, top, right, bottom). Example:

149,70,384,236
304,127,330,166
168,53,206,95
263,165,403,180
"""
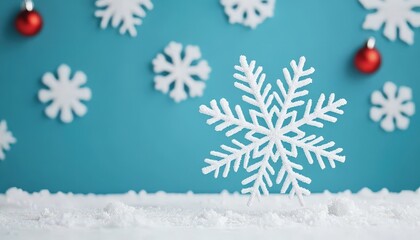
0,0,419,194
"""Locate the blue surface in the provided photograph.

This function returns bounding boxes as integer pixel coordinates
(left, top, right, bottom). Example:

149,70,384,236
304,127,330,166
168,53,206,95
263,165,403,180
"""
0,0,419,194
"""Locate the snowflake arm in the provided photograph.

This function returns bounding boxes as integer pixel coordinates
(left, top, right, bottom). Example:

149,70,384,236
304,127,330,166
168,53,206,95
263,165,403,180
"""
408,3,420,27
153,42,211,102
234,55,278,129
95,0,153,37
199,99,270,137
280,93,347,133
241,144,276,205
0,120,17,161
202,137,269,178
220,0,276,29
274,57,315,129
281,134,345,169
276,148,311,205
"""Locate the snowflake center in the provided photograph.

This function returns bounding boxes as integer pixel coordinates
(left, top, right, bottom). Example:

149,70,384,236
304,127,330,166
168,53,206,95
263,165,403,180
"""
385,98,402,116
268,129,284,142
54,82,79,106
172,64,189,80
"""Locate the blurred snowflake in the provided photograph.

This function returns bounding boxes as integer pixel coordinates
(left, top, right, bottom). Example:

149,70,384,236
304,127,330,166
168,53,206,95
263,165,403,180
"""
220,0,276,29
370,81,415,132
152,42,211,103
359,0,420,45
38,64,92,123
0,120,16,161
95,0,153,37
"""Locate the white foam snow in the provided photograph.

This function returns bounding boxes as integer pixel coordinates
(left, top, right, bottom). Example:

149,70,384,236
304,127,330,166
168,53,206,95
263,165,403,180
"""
0,187,419,239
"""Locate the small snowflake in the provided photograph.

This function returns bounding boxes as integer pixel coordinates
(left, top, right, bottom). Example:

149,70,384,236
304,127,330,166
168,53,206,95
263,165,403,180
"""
220,0,276,29
200,55,347,206
38,64,92,124
95,0,153,37
370,81,415,132
0,120,16,161
359,0,420,45
152,41,211,103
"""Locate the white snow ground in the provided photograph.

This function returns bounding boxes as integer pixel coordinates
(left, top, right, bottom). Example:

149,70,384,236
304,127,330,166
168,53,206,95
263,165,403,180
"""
0,188,419,240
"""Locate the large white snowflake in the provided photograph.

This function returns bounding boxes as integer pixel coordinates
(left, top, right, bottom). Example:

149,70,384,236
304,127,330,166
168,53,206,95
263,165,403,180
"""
95,0,153,37
359,0,420,45
370,81,415,132
220,0,276,29
200,56,347,206
38,64,92,124
152,41,211,103
0,120,16,161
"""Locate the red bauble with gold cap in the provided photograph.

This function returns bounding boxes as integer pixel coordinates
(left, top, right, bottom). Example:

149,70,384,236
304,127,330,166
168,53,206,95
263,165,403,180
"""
15,0,43,36
354,37,381,74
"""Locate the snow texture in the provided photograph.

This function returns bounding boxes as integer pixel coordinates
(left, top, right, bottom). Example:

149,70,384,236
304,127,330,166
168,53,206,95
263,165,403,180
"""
95,0,153,37
370,81,415,132
221,0,276,29
200,56,347,206
153,41,211,103
38,64,92,124
0,120,16,161
0,188,419,240
359,0,420,45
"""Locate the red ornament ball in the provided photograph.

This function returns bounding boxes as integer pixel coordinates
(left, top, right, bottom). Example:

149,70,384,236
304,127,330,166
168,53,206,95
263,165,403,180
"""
15,9,43,36
354,38,381,74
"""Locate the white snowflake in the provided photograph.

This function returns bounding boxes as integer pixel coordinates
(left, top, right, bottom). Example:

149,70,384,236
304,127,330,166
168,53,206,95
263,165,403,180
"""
152,41,211,103
359,0,420,45
0,120,16,161
200,56,347,206
38,64,92,124
370,81,415,132
220,0,276,29
95,0,153,37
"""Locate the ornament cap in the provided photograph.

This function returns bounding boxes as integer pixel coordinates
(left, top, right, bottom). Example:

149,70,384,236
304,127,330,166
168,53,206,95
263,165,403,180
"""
367,37,376,49
22,0,34,11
